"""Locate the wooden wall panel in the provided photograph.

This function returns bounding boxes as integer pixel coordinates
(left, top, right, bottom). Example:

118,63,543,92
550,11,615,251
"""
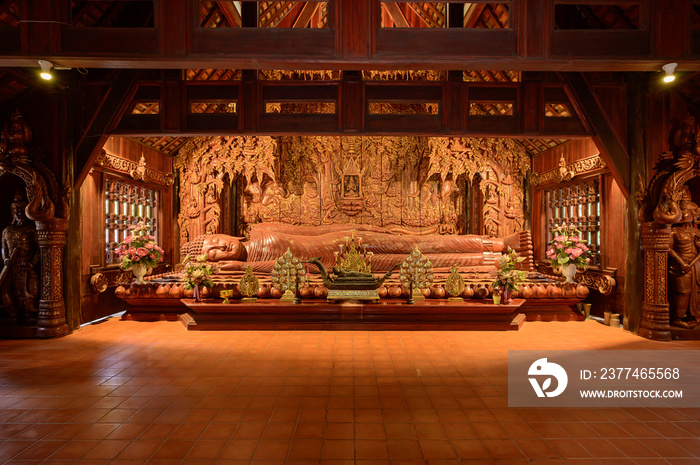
592,85,628,153
79,136,174,323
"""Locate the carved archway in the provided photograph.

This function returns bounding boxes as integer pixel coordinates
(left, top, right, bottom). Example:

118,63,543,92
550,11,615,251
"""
0,112,70,338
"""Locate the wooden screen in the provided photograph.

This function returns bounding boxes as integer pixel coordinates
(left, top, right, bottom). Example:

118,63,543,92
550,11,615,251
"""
104,178,160,266
544,178,600,266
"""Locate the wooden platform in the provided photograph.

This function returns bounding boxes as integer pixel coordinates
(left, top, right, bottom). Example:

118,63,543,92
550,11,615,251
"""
178,299,526,331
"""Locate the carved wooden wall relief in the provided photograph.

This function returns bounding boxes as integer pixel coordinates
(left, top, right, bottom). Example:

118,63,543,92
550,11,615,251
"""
175,136,277,244
428,138,529,237
176,135,529,243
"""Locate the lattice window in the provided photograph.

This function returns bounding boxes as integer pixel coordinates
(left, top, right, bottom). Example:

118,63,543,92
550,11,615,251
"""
104,178,159,266
544,179,601,266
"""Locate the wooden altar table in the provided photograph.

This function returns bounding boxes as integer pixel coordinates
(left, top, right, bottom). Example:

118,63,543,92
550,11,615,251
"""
177,298,526,331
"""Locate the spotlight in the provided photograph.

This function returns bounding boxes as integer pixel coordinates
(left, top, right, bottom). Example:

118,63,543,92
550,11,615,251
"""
662,62,677,83
38,60,53,80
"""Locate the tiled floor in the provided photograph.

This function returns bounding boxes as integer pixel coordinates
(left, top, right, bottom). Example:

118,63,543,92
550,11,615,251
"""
1,319,700,465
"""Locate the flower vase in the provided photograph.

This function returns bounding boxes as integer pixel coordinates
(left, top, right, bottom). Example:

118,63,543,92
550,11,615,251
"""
562,263,577,284
193,285,201,302
501,288,512,304
131,262,148,284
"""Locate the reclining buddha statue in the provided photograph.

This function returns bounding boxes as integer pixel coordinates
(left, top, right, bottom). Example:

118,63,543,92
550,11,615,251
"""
180,222,534,273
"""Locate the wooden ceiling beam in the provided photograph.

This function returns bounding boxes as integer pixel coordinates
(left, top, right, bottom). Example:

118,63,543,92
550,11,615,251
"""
293,3,321,28
75,69,140,188
218,1,242,27
5,0,698,72
563,72,630,196
382,3,410,28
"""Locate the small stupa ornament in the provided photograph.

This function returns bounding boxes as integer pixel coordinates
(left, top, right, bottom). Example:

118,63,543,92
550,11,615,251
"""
445,264,465,303
239,265,259,303
399,247,434,304
271,248,305,303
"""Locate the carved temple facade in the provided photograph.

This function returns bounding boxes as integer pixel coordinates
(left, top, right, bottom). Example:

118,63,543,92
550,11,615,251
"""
3,0,700,339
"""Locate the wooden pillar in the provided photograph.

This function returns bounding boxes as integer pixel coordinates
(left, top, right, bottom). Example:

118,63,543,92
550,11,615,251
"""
639,224,672,340
36,219,70,338
624,72,648,333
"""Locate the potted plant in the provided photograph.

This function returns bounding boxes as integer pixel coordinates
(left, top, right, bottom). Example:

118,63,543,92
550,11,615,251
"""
545,228,591,283
183,254,216,302
115,222,164,284
492,248,527,304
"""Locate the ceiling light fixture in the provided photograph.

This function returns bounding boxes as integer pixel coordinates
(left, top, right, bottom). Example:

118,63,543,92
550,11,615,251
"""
38,60,53,80
662,62,677,83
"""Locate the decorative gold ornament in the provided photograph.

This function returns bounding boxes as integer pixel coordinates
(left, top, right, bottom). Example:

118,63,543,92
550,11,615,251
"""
530,154,606,186
220,289,234,304
335,231,372,273
446,265,465,302
399,247,434,304
271,248,306,303
239,266,260,303
96,151,174,186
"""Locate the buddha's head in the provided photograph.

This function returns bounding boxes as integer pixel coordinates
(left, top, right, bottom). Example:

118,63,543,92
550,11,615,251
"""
202,234,247,261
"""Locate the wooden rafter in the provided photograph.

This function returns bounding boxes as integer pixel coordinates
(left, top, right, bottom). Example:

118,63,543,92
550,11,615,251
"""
294,2,320,28
382,3,410,28
218,1,242,27
75,69,140,188
564,72,630,197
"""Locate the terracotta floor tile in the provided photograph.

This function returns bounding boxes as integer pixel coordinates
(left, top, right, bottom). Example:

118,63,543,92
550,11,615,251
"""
356,439,390,459
384,423,417,439
387,440,423,460
418,440,456,459
514,439,559,459
82,440,131,460
219,439,259,460
322,439,355,460
117,440,163,460
3,320,700,464
451,440,492,459
294,423,326,439
324,423,354,439
472,422,510,439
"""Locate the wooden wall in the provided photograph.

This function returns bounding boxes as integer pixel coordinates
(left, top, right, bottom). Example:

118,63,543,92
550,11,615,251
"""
532,139,626,315
79,137,174,323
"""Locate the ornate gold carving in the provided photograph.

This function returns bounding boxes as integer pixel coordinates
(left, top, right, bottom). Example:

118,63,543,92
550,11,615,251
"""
95,151,174,186
336,231,372,273
239,265,259,303
271,248,305,302
530,154,606,186
399,247,434,303
446,265,465,302
258,70,340,80
362,70,446,81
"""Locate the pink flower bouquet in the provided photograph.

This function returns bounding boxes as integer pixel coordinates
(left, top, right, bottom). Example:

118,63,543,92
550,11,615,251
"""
545,228,591,270
115,222,164,270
